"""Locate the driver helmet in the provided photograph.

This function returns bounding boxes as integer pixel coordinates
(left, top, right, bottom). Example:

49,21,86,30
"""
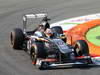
34,31,43,38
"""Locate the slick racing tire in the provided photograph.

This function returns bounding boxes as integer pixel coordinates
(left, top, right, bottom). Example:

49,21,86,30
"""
10,28,24,49
30,42,46,65
74,40,89,56
51,26,63,34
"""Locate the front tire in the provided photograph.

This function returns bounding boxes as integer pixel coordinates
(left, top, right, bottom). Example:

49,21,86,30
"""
30,42,46,65
74,40,89,56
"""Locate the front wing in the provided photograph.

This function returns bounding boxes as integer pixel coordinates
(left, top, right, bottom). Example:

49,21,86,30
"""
33,56,100,69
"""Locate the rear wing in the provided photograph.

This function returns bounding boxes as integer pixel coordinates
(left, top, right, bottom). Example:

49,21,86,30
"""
23,13,47,21
23,13,47,33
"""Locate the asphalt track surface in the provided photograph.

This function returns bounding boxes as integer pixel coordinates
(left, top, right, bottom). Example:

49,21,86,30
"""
0,0,100,75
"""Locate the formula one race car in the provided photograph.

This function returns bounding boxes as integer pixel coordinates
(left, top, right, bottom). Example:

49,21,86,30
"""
10,13,92,70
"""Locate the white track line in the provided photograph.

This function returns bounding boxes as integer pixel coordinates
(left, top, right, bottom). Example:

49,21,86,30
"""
51,13,100,31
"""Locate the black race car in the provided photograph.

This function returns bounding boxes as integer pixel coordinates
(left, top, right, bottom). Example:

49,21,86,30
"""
10,13,92,70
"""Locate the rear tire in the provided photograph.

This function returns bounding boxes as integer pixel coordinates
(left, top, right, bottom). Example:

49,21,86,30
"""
74,40,89,56
10,28,24,49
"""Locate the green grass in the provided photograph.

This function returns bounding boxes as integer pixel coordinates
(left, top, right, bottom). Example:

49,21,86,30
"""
86,26,100,46
64,23,80,25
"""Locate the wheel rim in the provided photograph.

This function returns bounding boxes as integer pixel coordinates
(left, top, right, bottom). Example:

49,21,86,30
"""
74,44,82,56
31,46,37,64
75,44,80,54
